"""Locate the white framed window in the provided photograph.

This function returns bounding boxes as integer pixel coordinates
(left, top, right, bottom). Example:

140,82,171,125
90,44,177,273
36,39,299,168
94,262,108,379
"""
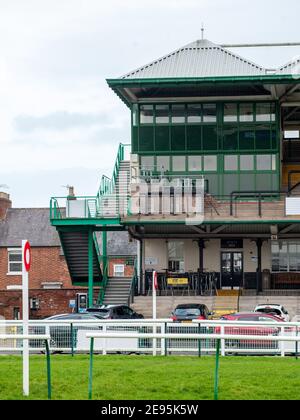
113,264,125,277
203,155,217,172
272,241,300,272
7,248,22,275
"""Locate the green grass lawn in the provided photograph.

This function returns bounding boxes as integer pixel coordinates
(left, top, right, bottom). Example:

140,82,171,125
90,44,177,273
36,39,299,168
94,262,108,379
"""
0,355,299,400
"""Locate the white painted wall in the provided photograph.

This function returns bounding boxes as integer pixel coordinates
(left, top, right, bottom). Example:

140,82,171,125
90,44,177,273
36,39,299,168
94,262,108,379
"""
144,238,272,273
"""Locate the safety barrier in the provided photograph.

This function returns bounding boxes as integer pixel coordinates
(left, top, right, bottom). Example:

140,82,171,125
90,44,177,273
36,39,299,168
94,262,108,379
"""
86,330,300,400
0,319,299,357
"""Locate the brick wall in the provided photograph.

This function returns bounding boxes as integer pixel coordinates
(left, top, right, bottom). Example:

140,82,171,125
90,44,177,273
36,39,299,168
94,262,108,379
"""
108,258,135,278
0,288,99,319
0,247,72,290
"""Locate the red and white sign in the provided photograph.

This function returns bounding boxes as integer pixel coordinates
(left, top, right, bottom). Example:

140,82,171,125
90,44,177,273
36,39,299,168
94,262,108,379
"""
153,271,158,290
23,241,31,272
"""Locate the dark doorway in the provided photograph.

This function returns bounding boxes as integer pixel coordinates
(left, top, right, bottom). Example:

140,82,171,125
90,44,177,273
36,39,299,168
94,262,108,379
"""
221,252,243,289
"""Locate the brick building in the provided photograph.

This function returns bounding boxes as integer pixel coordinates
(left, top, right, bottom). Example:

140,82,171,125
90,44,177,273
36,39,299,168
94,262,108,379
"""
0,192,137,319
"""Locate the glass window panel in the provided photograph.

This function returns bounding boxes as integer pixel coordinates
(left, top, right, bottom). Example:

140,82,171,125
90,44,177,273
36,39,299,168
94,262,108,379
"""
223,125,238,150
9,253,22,262
240,173,255,190
224,103,238,122
240,155,254,171
141,156,154,171
256,155,272,170
239,127,255,150
187,104,202,123
172,156,186,172
256,103,272,122
256,125,271,149
157,156,170,172
171,126,185,151
224,155,238,171
187,125,202,150
240,103,254,122
272,155,277,171
271,103,276,122
132,104,138,126
203,104,217,123
203,155,217,171
171,104,185,124
223,174,239,195
188,156,202,172
155,105,169,124
202,126,218,150
139,126,154,151
140,105,154,124
9,263,22,272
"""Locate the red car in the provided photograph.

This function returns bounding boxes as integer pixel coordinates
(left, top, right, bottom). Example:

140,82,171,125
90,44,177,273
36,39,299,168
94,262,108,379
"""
215,312,283,348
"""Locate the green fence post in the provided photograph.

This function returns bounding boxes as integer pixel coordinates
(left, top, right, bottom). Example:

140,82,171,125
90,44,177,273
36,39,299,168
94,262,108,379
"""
88,337,95,400
214,339,221,401
45,339,52,400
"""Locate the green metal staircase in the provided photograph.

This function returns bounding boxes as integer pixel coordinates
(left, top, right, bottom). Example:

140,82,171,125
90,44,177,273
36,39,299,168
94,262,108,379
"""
59,230,102,285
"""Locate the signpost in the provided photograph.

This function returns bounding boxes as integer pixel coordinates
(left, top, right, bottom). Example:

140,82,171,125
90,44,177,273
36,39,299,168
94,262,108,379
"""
22,240,31,396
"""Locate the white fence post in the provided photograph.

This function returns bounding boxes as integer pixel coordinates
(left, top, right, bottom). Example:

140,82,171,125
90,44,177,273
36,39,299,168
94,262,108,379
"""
280,326,285,358
103,324,107,356
161,323,166,356
221,325,226,356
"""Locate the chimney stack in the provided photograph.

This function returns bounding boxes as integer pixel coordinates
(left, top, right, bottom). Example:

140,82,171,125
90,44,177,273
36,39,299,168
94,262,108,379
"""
67,186,76,200
0,192,12,220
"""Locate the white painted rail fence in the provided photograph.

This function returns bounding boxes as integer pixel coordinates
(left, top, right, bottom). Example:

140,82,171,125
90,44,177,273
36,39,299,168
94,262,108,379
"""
0,319,299,356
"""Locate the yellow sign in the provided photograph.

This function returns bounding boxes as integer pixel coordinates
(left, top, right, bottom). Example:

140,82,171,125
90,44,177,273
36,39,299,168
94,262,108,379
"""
167,278,189,286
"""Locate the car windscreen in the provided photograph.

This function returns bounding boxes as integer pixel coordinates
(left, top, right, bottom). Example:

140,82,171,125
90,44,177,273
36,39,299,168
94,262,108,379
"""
256,308,281,316
174,308,201,317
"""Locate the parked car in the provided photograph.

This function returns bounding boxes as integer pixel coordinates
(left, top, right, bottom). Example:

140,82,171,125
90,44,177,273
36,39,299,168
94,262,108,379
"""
217,312,283,348
86,305,144,319
254,304,290,322
42,312,105,350
171,304,211,322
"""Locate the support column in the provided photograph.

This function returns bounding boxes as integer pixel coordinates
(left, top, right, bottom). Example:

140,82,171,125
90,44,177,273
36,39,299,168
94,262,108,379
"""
137,240,142,295
102,231,108,281
256,238,263,295
88,229,94,308
197,239,205,273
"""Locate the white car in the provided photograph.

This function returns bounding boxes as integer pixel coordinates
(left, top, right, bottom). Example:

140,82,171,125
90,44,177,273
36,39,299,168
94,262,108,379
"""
254,304,290,322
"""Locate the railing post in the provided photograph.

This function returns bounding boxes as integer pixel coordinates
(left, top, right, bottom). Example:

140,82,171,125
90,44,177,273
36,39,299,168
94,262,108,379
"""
221,325,226,357
214,339,221,401
102,324,107,356
88,337,94,400
280,326,285,357
45,339,52,400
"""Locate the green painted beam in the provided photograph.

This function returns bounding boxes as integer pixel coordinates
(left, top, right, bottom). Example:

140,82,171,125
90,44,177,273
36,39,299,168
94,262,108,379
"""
88,229,94,308
102,230,108,281
51,218,122,227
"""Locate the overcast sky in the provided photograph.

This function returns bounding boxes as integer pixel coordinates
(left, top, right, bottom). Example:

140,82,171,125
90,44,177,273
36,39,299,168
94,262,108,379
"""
1,0,300,207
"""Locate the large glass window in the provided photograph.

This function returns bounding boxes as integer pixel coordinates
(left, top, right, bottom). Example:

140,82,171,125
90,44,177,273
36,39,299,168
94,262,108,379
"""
140,105,154,124
224,103,238,122
171,104,185,124
272,241,300,272
168,241,185,272
155,105,169,124
8,249,22,274
187,104,202,123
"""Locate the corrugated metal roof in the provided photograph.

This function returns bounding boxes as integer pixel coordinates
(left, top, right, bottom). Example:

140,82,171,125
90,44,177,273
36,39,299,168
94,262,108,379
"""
278,58,300,75
121,39,267,79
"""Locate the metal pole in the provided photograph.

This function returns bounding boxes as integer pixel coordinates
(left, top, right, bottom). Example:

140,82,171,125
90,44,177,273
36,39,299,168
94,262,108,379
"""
88,337,94,400
214,339,221,401
153,271,157,357
45,340,52,400
22,240,29,397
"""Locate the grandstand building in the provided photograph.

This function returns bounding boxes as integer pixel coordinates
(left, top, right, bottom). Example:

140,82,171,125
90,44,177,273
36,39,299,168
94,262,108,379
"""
50,39,300,308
